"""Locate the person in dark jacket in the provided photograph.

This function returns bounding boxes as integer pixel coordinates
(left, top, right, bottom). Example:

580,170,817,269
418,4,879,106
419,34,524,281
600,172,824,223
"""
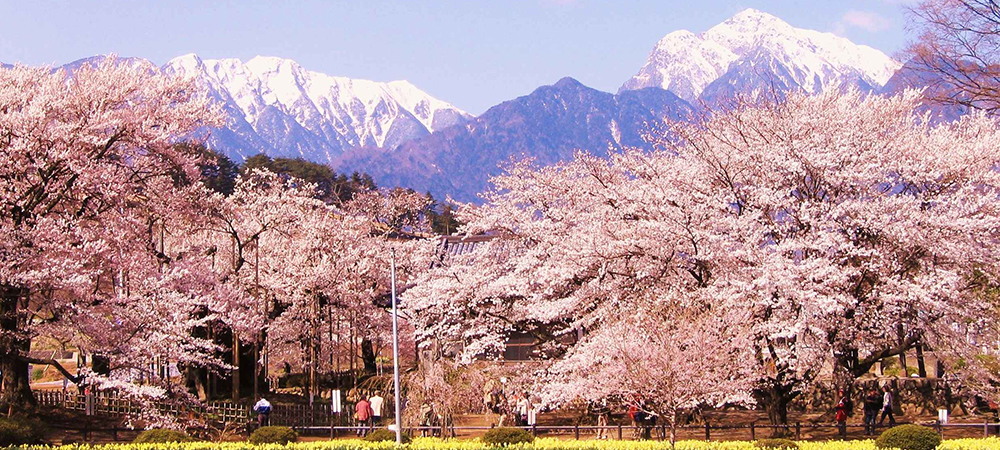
863,388,881,435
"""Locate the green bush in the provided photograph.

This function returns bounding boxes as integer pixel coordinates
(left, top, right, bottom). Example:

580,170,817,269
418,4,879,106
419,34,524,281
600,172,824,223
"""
364,428,412,443
875,424,941,450
249,426,298,445
755,438,799,449
883,367,904,377
133,429,195,443
0,416,46,446
482,427,535,445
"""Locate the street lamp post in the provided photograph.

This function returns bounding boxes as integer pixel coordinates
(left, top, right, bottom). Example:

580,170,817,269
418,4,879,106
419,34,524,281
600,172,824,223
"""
390,248,403,445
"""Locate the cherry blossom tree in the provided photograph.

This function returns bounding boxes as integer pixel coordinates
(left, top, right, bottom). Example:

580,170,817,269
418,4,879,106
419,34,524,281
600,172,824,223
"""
0,57,223,409
188,167,434,401
544,312,754,447
405,136,752,429
667,88,1000,423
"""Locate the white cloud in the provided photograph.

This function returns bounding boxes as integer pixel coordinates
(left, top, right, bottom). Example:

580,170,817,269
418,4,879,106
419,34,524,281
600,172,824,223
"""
837,9,892,33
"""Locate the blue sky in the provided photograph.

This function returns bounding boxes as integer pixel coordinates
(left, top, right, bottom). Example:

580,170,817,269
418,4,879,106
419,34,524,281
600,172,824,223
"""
0,0,915,115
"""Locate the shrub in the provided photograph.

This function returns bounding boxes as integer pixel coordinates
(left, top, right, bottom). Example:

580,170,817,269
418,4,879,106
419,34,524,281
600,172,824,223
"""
249,425,298,444
364,428,412,443
756,438,799,449
482,427,535,445
875,424,941,450
0,416,46,446
883,367,904,377
133,429,195,443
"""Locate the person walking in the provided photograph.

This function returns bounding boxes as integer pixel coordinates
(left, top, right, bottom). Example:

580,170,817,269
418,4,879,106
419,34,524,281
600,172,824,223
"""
516,392,531,427
369,392,384,428
879,385,896,427
835,390,849,439
863,388,881,435
594,398,610,439
419,401,435,437
627,400,640,439
355,395,373,436
253,397,272,428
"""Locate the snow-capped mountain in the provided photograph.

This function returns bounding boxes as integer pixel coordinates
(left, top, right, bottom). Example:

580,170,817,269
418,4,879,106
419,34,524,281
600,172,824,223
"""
161,54,471,162
620,8,902,103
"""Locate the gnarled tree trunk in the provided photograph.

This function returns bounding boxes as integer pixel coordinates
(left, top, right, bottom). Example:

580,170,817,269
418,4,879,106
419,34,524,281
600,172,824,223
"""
754,383,797,434
0,284,34,410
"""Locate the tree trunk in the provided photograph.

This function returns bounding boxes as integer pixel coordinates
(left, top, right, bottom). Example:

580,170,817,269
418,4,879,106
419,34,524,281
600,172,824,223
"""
896,323,908,374
361,339,377,373
754,384,796,434
182,365,209,401
232,334,240,401
916,343,927,378
0,284,34,409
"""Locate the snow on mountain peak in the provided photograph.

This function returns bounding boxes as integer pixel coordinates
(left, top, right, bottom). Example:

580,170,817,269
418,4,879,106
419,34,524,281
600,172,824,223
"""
160,53,470,161
621,8,902,102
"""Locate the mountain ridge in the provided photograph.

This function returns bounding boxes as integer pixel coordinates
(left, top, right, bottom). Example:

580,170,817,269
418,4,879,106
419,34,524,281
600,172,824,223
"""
335,77,694,202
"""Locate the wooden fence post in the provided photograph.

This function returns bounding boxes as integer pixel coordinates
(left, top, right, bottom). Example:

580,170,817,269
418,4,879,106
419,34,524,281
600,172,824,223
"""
795,422,801,440
574,424,580,440
705,421,710,441
750,422,756,441
617,423,623,440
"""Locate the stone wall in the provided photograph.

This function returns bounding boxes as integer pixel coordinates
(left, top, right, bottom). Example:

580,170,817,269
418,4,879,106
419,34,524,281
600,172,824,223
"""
790,377,971,418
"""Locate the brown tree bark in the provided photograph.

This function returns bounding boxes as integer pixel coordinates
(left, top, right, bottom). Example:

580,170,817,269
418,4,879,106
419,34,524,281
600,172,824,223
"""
361,339,377,373
0,284,34,409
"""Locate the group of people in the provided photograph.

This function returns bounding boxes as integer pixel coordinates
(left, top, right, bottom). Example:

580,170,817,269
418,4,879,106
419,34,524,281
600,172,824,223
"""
626,399,659,440
353,392,386,436
484,387,536,428
835,385,897,438
253,391,387,436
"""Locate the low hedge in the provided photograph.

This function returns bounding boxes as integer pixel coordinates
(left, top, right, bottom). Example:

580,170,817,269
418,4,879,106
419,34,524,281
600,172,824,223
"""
482,427,535,445
0,416,47,446
134,429,195,443
249,426,298,444
755,438,798,449
875,424,941,450
364,428,412,443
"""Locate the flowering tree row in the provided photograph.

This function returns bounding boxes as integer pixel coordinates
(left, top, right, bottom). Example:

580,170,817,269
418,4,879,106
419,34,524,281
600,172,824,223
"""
0,58,432,421
405,88,1000,431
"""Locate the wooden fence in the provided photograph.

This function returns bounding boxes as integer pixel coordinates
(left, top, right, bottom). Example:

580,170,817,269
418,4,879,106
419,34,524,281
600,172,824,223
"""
34,391,1000,442
36,391,348,428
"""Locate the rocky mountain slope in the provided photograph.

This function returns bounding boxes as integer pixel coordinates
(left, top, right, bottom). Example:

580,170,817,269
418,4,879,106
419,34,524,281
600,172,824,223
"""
337,77,694,202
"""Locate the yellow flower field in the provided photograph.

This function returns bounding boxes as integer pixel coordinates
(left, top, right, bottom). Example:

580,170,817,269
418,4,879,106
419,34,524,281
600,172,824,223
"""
10,437,1000,450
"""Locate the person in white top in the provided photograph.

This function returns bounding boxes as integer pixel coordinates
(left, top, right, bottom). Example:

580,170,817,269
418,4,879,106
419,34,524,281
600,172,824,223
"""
369,393,385,426
879,385,896,427
516,392,531,426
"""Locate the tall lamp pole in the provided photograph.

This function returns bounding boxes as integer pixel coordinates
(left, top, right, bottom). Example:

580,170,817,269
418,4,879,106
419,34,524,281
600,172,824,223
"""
390,248,403,445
